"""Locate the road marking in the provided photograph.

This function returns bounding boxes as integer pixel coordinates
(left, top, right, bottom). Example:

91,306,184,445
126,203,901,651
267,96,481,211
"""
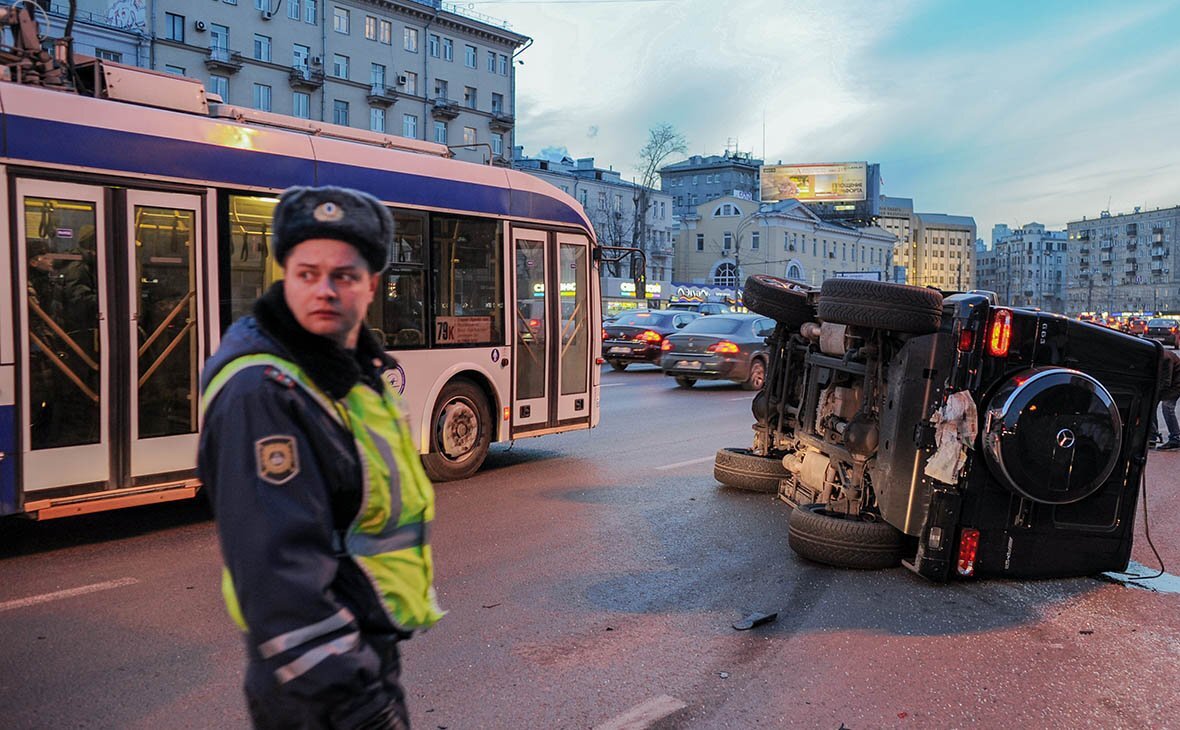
0,577,140,613
655,456,714,471
595,695,688,730
1102,561,1180,594
601,383,627,388
728,395,753,401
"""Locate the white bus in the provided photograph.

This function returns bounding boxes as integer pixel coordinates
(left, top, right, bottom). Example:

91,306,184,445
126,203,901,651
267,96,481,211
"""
0,58,600,520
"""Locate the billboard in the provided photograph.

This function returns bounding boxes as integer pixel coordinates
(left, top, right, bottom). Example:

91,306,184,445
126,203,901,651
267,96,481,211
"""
761,162,868,203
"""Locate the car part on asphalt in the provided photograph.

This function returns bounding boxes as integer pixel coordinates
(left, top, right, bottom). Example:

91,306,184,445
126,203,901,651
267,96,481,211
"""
787,503,904,570
817,278,944,334
743,275,816,329
713,447,789,493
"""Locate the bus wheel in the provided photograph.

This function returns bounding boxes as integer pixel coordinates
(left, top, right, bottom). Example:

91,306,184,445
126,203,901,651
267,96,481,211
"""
422,379,491,482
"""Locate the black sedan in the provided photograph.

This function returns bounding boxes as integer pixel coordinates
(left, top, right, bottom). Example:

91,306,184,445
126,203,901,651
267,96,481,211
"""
602,310,700,370
659,313,776,389
1147,317,1180,347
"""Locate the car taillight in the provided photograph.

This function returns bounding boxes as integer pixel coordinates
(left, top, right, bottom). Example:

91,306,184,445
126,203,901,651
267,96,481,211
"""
529,318,541,329
957,528,980,577
661,340,673,351
957,328,975,352
707,341,740,354
987,308,1012,357
636,330,662,343
1172,327,1177,334
602,328,608,340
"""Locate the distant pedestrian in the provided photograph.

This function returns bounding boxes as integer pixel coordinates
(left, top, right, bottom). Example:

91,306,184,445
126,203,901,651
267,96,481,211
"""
199,186,443,728
1155,348,1180,449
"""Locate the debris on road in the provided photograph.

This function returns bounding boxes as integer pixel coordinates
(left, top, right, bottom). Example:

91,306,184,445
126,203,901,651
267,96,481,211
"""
732,611,778,630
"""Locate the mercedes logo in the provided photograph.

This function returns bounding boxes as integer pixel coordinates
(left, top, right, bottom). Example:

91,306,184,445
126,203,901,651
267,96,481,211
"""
1056,428,1076,449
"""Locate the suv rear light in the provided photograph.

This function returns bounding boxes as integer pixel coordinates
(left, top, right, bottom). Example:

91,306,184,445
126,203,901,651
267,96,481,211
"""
987,308,1012,357
957,528,980,576
661,340,673,351
636,330,662,343
707,340,739,354
957,328,975,352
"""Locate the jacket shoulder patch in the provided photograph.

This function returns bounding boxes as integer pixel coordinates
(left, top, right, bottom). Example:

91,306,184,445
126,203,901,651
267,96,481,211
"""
256,435,300,485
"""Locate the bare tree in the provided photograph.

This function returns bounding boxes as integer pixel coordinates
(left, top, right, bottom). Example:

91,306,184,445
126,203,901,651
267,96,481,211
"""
633,123,687,257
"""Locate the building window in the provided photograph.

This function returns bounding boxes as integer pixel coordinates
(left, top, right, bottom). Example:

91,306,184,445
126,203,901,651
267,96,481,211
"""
429,34,440,57
403,71,417,95
714,262,738,287
253,83,272,112
255,0,267,8
293,43,310,68
499,54,508,75
696,234,704,252
402,114,418,138
95,48,122,62
370,107,386,133
332,53,349,79
364,15,377,40
491,92,503,114
597,192,607,210
224,0,236,6
305,0,317,25
463,86,476,108
433,121,447,144
463,126,476,146
288,0,300,20
254,34,271,62
165,13,184,42
333,6,349,34
723,233,733,251
751,232,760,250
434,78,448,100
404,27,418,52
491,133,502,157
210,24,229,51
209,74,229,100
443,38,453,61
370,63,385,87
486,50,496,72
333,99,349,126
379,19,392,44
464,44,476,68
164,65,185,76
293,91,310,119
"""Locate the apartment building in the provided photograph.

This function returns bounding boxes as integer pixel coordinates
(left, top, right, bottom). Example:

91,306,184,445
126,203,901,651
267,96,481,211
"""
674,196,895,289
1066,205,1180,315
659,152,762,217
47,1,527,164
514,148,674,310
987,223,1068,311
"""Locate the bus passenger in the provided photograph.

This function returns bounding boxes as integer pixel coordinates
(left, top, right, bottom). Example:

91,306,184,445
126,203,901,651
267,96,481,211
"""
198,186,443,729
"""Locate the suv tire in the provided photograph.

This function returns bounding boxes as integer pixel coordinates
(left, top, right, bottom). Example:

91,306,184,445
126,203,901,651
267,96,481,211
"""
743,275,816,329
787,504,903,570
817,279,944,334
713,447,787,493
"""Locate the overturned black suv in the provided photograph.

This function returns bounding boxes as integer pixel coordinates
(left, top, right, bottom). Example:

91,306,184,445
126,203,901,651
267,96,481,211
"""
715,275,1161,581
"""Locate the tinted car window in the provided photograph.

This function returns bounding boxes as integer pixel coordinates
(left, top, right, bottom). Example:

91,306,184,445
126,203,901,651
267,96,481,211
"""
1148,319,1178,327
755,318,776,337
615,311,674,327
680,316,745,335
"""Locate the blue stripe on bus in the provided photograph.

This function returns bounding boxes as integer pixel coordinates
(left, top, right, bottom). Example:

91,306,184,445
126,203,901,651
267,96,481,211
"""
0,405,15,517
5,115,587,228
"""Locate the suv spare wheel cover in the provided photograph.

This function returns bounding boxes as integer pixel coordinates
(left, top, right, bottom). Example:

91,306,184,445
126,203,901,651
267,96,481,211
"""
983,368,1122,504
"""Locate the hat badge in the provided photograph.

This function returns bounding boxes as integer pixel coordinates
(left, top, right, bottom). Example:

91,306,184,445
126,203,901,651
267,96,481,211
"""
313,201,345,222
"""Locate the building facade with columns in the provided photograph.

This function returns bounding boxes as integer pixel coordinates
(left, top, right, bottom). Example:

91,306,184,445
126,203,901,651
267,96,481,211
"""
44,0,527,164
673,196,896,290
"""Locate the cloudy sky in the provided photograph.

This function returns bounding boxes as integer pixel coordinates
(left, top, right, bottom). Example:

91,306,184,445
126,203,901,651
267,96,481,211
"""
470,0,1180,243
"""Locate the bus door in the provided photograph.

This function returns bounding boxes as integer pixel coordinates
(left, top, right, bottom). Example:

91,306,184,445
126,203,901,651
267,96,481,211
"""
511,228,592,431
15,180,110,492
124,191,203,479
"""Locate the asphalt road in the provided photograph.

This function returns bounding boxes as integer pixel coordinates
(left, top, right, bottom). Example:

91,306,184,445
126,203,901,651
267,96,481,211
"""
1,363,1178,729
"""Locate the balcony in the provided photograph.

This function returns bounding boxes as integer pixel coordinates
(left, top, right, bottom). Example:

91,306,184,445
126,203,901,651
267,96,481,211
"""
430,97,460,120
1099,238,1114,250
289,66,324,91
366,84,398,107
1127,239,1137,250
1152,261,1166,272
205,47,243,74
1126,254,1138,263
1152,246,1168,258
1124,264,1138,274
1078,246,1090,255
1079,258,1090,268
489,112,514,132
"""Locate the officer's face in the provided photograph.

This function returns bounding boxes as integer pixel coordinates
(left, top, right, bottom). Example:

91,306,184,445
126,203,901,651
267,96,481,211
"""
283,239,378,349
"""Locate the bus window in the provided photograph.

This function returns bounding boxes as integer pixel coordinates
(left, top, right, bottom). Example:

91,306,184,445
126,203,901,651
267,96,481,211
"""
430,215,503,346
369,210,426,348
23,196,101,450
224,193,281,327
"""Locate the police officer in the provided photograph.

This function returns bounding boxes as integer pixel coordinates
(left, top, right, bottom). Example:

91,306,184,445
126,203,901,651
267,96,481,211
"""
199,186,443,729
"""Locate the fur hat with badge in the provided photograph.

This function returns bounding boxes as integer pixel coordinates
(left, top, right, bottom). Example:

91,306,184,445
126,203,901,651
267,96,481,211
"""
271,185,393,273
